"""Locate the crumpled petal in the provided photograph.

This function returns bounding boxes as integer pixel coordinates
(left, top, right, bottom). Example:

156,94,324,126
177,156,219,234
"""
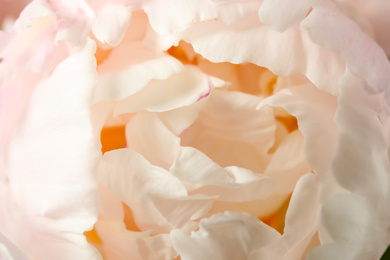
97,148,214,230
170,146,274,202
6,38,101,260
171,211,281,260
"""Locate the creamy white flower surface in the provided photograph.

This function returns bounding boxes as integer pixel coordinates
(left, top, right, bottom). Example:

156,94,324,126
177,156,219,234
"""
1,0,390,259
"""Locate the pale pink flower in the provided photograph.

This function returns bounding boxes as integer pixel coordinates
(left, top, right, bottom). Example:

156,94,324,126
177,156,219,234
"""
1,0,390,259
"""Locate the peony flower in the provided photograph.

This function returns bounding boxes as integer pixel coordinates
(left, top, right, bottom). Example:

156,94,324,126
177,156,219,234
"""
1,0,390,260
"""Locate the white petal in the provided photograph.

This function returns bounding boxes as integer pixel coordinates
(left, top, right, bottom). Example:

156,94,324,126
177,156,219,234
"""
171,211,280,260
0,232,28,260
332,73,390,201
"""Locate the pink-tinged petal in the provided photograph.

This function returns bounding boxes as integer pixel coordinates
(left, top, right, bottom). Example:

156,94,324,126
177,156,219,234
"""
55,13,90,46
113,66,211,115
171,211,280,260
332,73,390,201
92,3,131,46
170,147,274,202
258,0,311,31
264,130,310,195
125,113,181,169
343,0,390,55
97,149,214,230
251,174,320,260
180,89,275,173
0,231,28,260
95,217,178,260
307,194,388,260
7,38,101,259
94,54,184,103
301,1,390,96
258,84,342,201
13,0,53,32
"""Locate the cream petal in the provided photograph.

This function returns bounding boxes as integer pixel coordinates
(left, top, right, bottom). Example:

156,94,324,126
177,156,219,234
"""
94,54,184,103
125,113,181,169
177,15,344,95
264,130,310,195
95,217,177,260
251,174,320,260
258,0,311,31
6,39,101,259
97,149,213,230
142,0,259,35
114,66,211,115
258,84,342,201
170,147,274,202
92,3,132,46
171,211,280,260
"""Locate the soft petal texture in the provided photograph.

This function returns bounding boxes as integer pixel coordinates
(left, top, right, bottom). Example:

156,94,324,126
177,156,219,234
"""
94,54,184,102
92,3,131,46
125,113,181,169
339,0,390,55
332,73,390,201
180,89,276,173
258,0,311,31
97,148,214,230
307,194,387,260
6,39,101,259
251,174,320,260
258,84,342,201
170,147,275,202
155,16,345,96
95,217,178,260
171,211,281,260
113,66,213,116
142,0,260,35
0,232,28,260
301,1,390,97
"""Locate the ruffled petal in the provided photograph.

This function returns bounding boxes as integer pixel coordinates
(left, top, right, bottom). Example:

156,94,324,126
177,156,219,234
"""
171,211,280,260
97,148,213,230
170,147,274,202
258,84,342,201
